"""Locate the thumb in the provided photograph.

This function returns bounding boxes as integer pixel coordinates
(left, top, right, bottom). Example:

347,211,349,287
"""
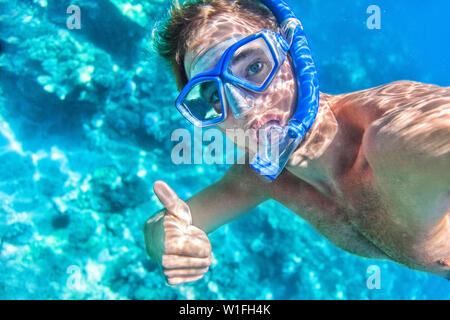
153,180,192,226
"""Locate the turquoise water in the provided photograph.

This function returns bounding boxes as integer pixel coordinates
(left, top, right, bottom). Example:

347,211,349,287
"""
0,0,449,299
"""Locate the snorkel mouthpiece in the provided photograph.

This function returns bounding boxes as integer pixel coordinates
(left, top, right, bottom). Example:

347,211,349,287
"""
250,0,320,180
251,123,306,180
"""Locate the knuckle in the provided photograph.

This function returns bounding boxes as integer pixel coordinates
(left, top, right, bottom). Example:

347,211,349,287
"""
205,240,212,252
163,230,177,239
164,269,175,277
168,238,184,252
161,255,173,268
200,244,211,257
164,237,182,253
163,240,172,253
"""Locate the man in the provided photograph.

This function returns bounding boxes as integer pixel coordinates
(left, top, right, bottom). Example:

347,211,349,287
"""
144,0,450,285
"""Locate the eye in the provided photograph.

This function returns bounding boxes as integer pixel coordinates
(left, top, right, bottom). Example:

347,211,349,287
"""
209,90,220,104
247,61,264,77
208,89,221,113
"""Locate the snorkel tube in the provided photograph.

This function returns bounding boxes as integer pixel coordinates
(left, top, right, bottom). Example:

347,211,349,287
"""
250,0,320,180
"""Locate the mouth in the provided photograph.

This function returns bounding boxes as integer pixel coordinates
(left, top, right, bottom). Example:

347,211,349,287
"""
248,114,283,143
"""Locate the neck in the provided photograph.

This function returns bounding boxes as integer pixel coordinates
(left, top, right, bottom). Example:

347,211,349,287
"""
286,92,342,193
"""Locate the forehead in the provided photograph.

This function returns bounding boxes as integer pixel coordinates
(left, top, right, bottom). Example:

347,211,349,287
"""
184,13,264,79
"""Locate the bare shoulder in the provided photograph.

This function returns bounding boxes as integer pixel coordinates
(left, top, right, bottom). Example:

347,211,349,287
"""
370,80,450,114
362,80,450,164
335,81,450,128
360,81,450,228
341,80,450,104
334,80,450,167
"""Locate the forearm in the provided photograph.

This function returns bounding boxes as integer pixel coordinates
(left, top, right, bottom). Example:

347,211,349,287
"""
186,164,269,233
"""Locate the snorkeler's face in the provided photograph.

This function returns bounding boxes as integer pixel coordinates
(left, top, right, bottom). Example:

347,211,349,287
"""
184,13,297,154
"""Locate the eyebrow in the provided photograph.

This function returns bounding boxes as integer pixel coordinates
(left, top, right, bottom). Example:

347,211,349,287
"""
189,38,239,78
230,47,265,66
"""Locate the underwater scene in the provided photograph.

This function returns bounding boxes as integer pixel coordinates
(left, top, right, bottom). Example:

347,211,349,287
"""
0,0,449,299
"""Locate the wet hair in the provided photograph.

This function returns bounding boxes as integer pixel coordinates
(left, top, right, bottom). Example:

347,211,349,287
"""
153,0,277,90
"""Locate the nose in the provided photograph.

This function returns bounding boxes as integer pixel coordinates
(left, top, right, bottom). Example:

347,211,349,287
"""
224,83,254,119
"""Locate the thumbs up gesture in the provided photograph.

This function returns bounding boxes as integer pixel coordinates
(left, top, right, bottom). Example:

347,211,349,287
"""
144,181,212,285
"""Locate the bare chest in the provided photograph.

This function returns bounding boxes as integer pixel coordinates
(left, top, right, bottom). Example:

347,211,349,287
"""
335,160,450,277
282,155,449,277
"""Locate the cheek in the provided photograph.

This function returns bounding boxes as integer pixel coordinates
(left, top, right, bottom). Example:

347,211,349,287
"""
219,116,240,130
255,61,297,111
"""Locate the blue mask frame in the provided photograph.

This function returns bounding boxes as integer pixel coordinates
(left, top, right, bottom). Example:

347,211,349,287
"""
175,29,290,128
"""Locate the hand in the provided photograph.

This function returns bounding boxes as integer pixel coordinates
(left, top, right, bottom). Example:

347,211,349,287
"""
144,181,212,285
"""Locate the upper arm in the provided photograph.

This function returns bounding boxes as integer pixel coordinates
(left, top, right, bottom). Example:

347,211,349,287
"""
363,84,450,226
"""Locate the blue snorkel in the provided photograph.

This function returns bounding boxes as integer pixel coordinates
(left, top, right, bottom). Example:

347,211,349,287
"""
250,0,320,180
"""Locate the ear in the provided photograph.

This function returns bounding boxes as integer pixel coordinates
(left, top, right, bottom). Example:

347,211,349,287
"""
171,59,188,91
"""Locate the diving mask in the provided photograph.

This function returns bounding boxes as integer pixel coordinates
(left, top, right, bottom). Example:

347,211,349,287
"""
175,29,290,127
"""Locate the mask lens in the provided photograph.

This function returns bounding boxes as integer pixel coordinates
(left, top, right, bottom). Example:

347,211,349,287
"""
182,81,223,123
228,37,276,88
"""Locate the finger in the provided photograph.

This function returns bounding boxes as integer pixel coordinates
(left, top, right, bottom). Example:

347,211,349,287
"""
153,181,192,225
167,274,204,285
153,180,179,210
162,254,211,269
165,235,211,257
164,266,209,278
